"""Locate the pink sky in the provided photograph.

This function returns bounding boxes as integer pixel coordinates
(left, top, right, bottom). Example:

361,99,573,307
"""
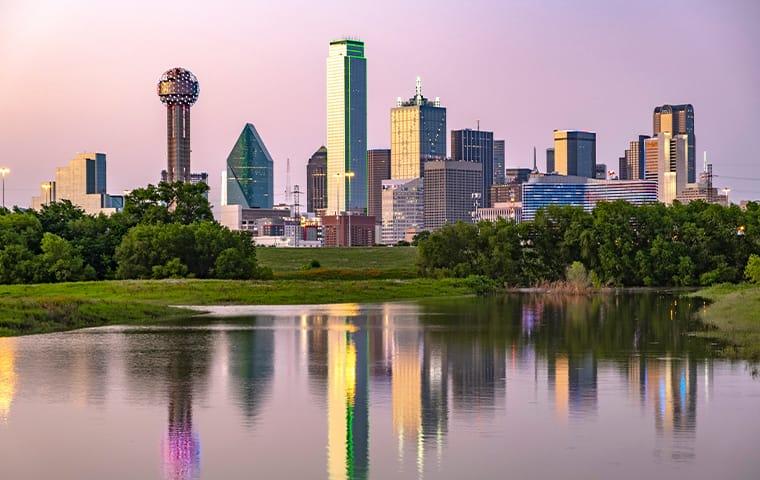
1,0,758,208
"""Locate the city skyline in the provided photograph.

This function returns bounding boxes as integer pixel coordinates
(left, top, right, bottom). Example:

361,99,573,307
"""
1,0,759,208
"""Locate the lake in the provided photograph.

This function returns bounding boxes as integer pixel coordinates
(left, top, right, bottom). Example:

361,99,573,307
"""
0,293,758,479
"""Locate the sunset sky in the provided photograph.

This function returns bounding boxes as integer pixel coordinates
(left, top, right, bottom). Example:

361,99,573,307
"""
1,0,758,207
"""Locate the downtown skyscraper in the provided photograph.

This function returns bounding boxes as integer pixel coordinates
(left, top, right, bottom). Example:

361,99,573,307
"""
157,68,199,183
390,77,446,180
221,123,274,209
653,104,695,183
553,130,596,179
451,128,493,207
327,39,367,214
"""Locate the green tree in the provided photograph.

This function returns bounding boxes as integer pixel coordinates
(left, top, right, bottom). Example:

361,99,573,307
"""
39,233,93,282
123,181,213,225
745,254,760,283
214,248,256,279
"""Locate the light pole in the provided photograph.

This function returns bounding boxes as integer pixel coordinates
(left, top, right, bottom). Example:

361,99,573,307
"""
0,168,9,210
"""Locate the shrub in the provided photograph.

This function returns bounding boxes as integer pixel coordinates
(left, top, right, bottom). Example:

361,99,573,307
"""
745,254,760,284
152,258,189,279
214,248,255,279
565,261,591,290
463,274,499,296
301,259,321,270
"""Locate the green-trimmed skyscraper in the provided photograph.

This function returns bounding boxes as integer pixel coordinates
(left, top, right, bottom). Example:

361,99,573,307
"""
221,123,274,208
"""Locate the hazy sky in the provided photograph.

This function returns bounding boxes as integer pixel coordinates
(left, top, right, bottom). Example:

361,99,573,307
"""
1,0,758,208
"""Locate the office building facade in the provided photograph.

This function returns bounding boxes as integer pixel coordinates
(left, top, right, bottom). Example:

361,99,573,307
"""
367,149,391,222
221,123,274,209
595,163,607,180
493,140,506,185
522,175,657,221
157,68,199,183
644,133,689,204
380,178,424,245
546,148,555,173
490,183,522,205
390,77,446,180
307,146,328,214
654,104,695,183
474,202,522,223
553,130,596,179
322,214,376,247
423,160,482,231
451,129,494,206
327,39,367,214
620,135,649,180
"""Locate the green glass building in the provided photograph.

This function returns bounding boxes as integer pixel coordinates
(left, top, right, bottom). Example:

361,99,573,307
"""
222,123,274,208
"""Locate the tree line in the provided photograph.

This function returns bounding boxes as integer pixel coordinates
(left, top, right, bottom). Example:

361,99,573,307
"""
417,200,760,287
0,182,270,284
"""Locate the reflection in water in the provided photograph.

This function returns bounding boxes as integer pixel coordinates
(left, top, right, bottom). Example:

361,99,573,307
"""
2,293,755,480
0,338,16,423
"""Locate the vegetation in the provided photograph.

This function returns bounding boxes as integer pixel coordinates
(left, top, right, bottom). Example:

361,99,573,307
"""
692,283,760,360
0,181,267,283
256,246,417,279
0,278,475,336
418,200,760,287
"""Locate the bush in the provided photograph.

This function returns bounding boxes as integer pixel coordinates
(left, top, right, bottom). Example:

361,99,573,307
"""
214,248,256,279
301,259,321,270
462,274,499,296
152,258,189,279
565,261,590,290
745,254,760,283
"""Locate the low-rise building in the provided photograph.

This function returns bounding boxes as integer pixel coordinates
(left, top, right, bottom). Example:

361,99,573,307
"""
474,202,522,223
322,214,376,247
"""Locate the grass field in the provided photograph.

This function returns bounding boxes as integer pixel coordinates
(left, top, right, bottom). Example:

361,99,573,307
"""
692,283,760,360
0,277,473,336
256,246,419,279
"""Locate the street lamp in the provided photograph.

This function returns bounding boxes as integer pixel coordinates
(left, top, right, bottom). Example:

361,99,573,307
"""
0,168,9,210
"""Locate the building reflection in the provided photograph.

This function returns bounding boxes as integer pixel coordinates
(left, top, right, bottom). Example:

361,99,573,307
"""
547,353,598,419
226,325,275,423
0,338,16,423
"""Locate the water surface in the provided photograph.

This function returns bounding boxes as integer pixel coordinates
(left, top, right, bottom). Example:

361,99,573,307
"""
0,293,758,479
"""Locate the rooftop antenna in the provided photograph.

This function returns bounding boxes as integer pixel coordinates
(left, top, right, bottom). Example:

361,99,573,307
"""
533,147,537,170
285,158,292,205
703,151,708,173
416,76,422,96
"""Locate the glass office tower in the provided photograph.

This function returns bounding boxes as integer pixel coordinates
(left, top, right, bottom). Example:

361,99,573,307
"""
390,77,446,179
222,123,274,208
451,128,494,206
327,39,367,214
493,140,506,185
653,104,695,183
553,130,596,179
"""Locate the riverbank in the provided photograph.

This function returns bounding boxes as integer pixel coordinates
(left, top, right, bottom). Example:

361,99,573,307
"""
692,283,760,360
0,277,473,336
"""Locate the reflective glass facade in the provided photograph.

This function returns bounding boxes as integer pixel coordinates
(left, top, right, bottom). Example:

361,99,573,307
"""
306,146,328,214
553,130,596,179
653,104,695,183
493,140,506,185
451,129,494,206
327,40,367,214
224,123,274,209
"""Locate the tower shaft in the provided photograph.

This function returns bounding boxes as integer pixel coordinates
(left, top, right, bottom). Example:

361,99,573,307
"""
167,104,191,183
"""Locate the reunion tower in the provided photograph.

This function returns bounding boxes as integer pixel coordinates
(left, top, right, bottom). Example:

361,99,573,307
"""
157,68,199,183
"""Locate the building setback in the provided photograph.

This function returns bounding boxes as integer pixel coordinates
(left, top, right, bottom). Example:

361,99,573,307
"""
327,39,367,214
653,104,695,183
367,149,391,223
381,177,424,245
522,175,657,221
423,160,482,231
306,146,328,214
451,128,494,206
390,77,446,180
493,140,506,185
221,123,274,209
553,130,596,179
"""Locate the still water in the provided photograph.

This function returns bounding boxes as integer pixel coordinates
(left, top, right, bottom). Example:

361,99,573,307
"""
0,293,759,480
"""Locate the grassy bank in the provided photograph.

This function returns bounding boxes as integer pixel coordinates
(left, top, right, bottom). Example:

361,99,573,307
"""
0,277,472,336
692,283,760,360
256,246,418,279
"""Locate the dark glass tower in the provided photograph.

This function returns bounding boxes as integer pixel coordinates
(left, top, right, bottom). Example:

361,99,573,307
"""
451,128,493,206
307,146,328,214
367,149,391,222
157,68,199,183
224,123,274,208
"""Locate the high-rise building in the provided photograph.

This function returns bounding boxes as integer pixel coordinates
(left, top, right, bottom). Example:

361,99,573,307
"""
553,130,596,179
31,153,122,214
522,175,657,221
423,160,482,231
221,123,274,209
451,128,494,206
644,133,689,204
157,68,199,183
620,135,650,180
595,163,607,180
493,140,506,185
391,77,446,180
381,178,424,245
367,149,391,222
306,146,328,214
654,104,695,183
327,39,367,214
546,148,555,173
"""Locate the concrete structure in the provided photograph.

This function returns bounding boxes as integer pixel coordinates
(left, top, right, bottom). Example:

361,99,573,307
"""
644,133,689,204
619,135,649,180
522,175,657,221
367,149,391,223
677,161,728,206
490,183,522,205
327,39,367,214
553,130,596,179
493,140,506,185
505,168,533,184
423,160,482,231
654,104,695,183
214,204,290,232
451,128,494,206
157,68,199,183
322,214,375,247
546,148,555,173
380,178,424,245
474,202,522,223
306,146,328,214
390,77,446,179
32,153,123,214
221,123,274,209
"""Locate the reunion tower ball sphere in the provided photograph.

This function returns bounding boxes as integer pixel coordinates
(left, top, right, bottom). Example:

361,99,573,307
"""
157,67,199,106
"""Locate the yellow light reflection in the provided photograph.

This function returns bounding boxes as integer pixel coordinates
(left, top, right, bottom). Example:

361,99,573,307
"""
0,338,17,423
